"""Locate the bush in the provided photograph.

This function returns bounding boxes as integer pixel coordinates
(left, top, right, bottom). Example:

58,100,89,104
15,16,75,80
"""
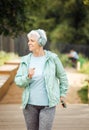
78,80,88,103
79,62,89,74
0,51,18,66
78,54,89,74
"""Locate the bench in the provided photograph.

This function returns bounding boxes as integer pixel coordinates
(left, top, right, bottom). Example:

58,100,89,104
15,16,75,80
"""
4,58,20,65
0,64,18,78
0,64,18,100
0,74,10,99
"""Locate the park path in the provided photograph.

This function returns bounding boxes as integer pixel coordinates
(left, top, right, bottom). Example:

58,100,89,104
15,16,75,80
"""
66,67,88,104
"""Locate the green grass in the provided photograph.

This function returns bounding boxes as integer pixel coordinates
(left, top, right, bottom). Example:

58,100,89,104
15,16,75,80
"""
0,51,18,66
79,62,89,74
78,85,88,103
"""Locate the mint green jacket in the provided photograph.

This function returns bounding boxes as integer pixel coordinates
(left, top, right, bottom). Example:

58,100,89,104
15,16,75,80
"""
14,50,68,108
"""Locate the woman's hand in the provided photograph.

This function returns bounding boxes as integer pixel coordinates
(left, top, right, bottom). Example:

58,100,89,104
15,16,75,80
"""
28,68,35,78
60,96,67,108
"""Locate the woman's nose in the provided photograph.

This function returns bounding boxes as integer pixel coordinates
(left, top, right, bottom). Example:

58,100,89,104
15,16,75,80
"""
28,40,31,45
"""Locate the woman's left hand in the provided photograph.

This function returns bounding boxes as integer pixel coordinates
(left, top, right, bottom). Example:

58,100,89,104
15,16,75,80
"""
60,96,67,108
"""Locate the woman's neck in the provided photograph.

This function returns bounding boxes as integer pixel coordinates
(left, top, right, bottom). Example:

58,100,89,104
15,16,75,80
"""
33,48,45,57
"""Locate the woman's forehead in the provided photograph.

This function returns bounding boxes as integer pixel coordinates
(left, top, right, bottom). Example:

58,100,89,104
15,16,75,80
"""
28,34,38,41
27,31,40,40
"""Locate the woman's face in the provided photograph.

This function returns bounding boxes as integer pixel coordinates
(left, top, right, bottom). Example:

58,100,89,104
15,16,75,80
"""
28,36,40,52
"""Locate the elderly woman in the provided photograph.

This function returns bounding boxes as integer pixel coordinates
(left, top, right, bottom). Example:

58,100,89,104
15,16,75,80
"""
14,29,68,130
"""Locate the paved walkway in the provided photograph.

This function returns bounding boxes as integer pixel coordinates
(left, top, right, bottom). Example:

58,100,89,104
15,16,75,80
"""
0,104,89,130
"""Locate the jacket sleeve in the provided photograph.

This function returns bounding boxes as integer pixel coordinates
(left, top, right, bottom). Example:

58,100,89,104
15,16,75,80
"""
14,62,31,88
54,55,69,97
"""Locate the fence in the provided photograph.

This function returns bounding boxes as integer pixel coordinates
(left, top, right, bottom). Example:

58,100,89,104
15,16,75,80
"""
0,35,89,57
0,35,28,56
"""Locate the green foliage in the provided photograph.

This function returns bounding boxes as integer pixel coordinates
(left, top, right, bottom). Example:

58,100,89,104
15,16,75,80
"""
50,23,76,44
47,0,89,45
58,53,73,67
0,0,89,46
78,54,89,74
0,0,25,36
79,61,89,74
0,0,47,36
78,82,88,103
83,0,89,5
0,51,18,66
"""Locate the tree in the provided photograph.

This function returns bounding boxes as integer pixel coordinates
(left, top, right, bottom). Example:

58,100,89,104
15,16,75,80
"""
83,0,89,5
0,0,47,36
0,0,89,46
45,0,89,45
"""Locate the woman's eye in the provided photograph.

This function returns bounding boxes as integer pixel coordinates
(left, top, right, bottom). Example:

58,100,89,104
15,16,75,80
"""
27,38,35,42
31,39,34,42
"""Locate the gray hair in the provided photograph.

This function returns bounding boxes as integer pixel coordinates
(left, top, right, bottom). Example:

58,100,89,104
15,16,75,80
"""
27,29,47,46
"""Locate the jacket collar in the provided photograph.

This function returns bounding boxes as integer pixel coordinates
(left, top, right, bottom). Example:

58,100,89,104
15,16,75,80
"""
21,50,52,65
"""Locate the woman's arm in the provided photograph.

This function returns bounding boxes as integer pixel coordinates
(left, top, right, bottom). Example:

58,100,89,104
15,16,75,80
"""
54,56,69,97
14,63,30,88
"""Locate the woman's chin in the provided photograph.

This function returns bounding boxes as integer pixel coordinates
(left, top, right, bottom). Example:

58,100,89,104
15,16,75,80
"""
29,48,33,52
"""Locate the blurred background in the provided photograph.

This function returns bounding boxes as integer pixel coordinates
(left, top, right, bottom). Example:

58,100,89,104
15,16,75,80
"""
0,1,89,130
0,0,89,104
0,0,89,56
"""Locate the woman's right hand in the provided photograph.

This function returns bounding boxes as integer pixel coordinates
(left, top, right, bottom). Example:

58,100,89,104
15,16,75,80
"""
28,68,35,78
